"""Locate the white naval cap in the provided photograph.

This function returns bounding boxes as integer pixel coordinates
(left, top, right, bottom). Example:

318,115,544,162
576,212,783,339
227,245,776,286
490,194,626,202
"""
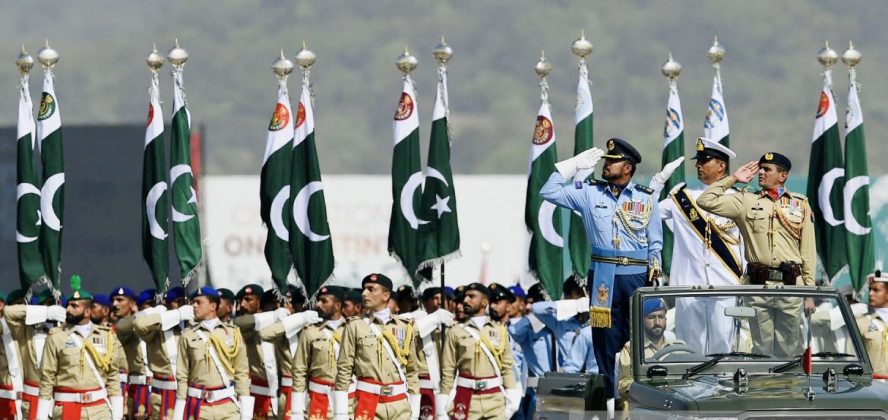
692,137,736,161
868,269,888,283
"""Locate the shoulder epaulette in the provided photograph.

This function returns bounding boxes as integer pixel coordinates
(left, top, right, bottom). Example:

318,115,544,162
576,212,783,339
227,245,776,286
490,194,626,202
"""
49,326,65,335
668,182,686,196
789,192,808,201
585,178,604,186
634,184,654,195
346,316,362,323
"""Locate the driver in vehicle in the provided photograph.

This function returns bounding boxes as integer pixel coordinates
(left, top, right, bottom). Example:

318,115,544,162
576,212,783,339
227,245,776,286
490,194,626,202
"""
616,298,685,407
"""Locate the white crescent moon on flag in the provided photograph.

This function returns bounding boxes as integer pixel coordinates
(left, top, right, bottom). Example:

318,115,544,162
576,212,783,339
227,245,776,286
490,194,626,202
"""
146,182,168,239
16,183,40,243
40,173,65,232
400,172,428,229
170,164,196,223
843,176,871,235
292,181,331,242
818,168,845,227
425,167,449,187
270,186,290,241
538,201,564,247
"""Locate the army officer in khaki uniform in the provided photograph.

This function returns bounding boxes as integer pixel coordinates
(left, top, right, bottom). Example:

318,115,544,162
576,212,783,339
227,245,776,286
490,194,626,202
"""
34,275,124,420
697,152,817,358
857,271,888,379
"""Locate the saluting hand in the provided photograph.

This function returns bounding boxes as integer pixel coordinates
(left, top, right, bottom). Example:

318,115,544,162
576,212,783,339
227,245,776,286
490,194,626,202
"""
732,161,759,183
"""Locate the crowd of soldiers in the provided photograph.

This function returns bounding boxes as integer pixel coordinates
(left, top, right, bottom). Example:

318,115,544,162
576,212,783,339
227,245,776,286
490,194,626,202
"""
0,135,885,420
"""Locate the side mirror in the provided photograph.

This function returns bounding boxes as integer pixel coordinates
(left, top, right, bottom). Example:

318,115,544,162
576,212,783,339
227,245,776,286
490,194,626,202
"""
724,306,755,319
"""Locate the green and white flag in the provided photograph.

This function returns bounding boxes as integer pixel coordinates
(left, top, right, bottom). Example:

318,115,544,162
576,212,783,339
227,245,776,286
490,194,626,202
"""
661,80,685,275
388,75,424,285
703,66,730,147
142,72,170,292
169,67,202,285
567,59,593,279
36,68,65,291
526,84,563,300
807,71,847,279
261,80,295,294
16,69,45,288
417,65,460,272
289,76,334,297
843,68,873,292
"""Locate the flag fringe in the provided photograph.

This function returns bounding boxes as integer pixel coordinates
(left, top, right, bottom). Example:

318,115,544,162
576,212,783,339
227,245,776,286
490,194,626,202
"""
180,256,205,288
415,250,462,274
590,307,611,328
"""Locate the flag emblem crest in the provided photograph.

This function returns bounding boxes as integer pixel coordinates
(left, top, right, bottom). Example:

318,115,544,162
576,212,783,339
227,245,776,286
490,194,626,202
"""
394,93,414,121
816,92,830,118
704,99,725,128
295,102,306,128
532,116,554,145
146,104,155,125
663,108,681,136
268,103,290,131
38,93,56,121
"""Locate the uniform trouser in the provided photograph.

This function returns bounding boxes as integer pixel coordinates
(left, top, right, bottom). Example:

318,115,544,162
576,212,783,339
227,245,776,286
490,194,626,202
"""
464,392,505,420
51,400,111,420
674,297,734,355
747,296,803,359
591,272,646,399
361,399,409,420
148,389,176,420
184,398,239,420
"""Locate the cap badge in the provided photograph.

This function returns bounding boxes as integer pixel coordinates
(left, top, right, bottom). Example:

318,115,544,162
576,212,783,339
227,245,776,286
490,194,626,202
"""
765,153,774,161
607,139,615,151
696,138,704,151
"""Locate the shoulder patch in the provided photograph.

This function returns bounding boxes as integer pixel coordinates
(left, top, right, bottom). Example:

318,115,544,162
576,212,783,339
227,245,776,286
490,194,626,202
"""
634,184,654,195
789,192,808,201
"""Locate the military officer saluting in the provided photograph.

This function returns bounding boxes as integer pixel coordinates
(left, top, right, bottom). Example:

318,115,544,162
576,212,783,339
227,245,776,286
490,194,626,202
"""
697,152,816,358
34,275,125,420
857,270,888,380
541,137,663,413
172,287,252,420
110,286,153,419
333,273,421,420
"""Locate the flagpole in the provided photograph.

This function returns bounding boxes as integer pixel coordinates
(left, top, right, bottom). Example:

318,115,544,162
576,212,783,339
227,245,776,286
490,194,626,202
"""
432,37,453,370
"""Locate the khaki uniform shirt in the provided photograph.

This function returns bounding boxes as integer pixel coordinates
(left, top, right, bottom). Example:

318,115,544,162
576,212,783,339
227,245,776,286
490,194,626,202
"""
617,338,684,403
233,314,270,381
439,318,517,394
175,320,250,399
115,315,149,377
697,176,816,285
39,323,122,398
133,312,181,379
290,320,345,392
4,305,54,385
334,315,420,393
856,310,888,376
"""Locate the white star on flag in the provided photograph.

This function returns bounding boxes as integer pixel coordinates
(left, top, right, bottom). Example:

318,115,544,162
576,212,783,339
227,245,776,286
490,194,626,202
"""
431,194,452,218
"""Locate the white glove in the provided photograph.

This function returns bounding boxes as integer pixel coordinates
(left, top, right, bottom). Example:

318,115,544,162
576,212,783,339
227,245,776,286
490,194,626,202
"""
34,398,53,420
273,307,291,321
409,393,420,420
554,297,590,321
171,399,186,420
414,309,455,338
47,305,67,322
160,306,193,331
25,306,50,325
505,387,522,418
332,390,349,420
290,391,306,420
239,396,255,420
650,156,685,193
435,393,451,419
555,147,604,179
110,395,124,420
282,311,322,339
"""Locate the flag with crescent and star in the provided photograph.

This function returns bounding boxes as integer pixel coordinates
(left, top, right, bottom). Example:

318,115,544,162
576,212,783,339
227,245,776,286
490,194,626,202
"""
169,64,203,286
568,57,593,280
261,76,295,294
660,78,685,276
289,74,334,297
417,63,460,274
526,82,563,300
843,65,873,293
807,68,847,279
388,73,424,285
37,66,65,291
703,65,730,147
141,70,170,292
16,65,46,289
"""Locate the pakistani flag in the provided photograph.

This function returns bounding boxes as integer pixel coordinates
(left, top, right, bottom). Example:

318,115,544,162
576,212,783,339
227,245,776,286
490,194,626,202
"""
807,71,847,279
388,76,424,285
661,80,685,275
36,69,64,290
261,81,295,294
843,69,873,292
142,73,170,291
567,59,593,279
16,70,45,288
417,66,460,273
526,92,563,300
703,68,730,147
169,68,202,284
289,77,334,297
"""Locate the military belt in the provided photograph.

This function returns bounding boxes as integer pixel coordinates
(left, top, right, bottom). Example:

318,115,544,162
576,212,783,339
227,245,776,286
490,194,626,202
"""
186,385,235,403
22,381,39,397
150,376,177,391
53,388,108,404
128,374,149,385
590,255,648,266
355,379,407,397
456,375,502,392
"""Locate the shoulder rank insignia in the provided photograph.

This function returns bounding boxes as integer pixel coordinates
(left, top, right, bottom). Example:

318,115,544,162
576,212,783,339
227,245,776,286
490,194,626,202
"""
585,178,603,186
668,182,686,195
634,184,654,195
788,192,808,201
